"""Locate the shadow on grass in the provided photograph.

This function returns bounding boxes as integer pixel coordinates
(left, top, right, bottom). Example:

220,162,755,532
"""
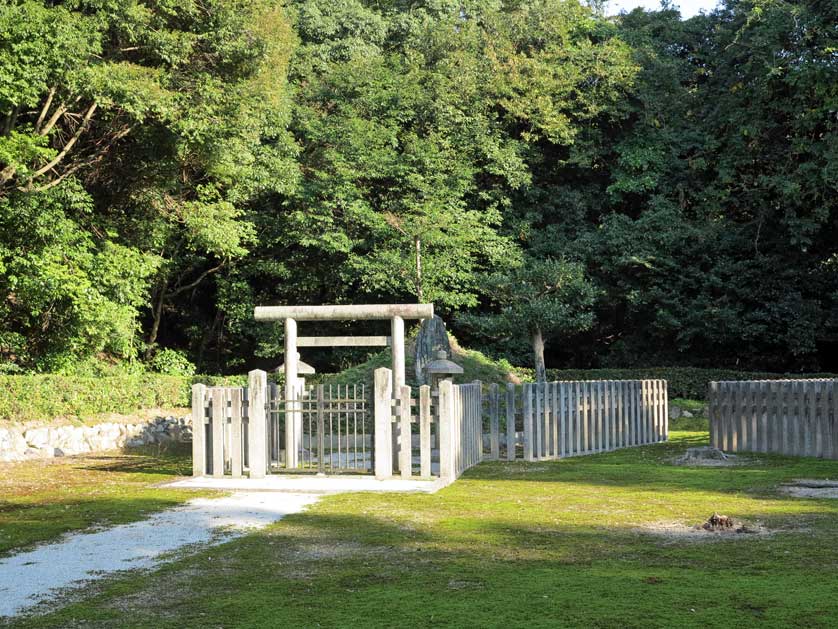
78,444,192,477
0,495,191,557
17,501,838,629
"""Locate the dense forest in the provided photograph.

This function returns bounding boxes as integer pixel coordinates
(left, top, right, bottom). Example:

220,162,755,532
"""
0,0,836,376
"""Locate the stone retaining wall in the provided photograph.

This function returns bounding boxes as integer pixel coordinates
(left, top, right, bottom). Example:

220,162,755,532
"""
0,416,192,463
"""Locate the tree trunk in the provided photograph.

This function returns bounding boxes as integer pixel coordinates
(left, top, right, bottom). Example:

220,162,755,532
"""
146,280,167,359
414,235,423,303
531,327,547,383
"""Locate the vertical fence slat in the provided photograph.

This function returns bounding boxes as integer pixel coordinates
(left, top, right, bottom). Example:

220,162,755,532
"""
506,383,516,461
489,383,500,460
191,384,206,477
211,387,225,478
603,381,611,452
816,380,827,458
523,384,534,461
829,381,837,460
533,382,544,460
551,382,559,458
399,385,412,479
420,385,431,477
230,388,243,478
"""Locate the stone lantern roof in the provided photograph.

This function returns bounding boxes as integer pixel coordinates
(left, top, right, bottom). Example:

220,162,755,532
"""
423,350,463,376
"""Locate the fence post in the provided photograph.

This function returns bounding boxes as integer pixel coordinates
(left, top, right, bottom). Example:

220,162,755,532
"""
230,388,243,478
191,384,206,476
439,379,456,480
399,385,413,479
419,385,432,477
523,383,534,461
374,367,393,479
506,383,516,461
316,384,326,474
247,369,267,479
489,383,499,460
210,388,224,477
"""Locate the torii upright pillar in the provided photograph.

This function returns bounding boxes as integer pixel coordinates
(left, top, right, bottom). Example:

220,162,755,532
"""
284,317,300,467
254,304,433,469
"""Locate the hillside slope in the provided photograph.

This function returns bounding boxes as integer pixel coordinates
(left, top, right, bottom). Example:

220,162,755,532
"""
317,335,526,386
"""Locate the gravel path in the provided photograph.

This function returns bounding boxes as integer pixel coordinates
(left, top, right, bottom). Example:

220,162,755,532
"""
0,492,320,618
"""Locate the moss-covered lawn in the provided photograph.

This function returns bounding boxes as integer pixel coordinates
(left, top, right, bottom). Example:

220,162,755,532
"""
0,445,201,557
6,433,838,628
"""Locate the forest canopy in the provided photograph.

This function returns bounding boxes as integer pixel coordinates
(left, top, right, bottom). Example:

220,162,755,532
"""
0,0,836,376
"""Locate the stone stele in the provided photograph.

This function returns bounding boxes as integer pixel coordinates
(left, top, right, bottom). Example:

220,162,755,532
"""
414,315,452,385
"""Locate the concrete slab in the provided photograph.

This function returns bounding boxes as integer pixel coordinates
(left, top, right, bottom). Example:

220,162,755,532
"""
164,474,449,494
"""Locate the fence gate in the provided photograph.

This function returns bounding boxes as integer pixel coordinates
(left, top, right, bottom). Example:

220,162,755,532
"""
269,383,372,474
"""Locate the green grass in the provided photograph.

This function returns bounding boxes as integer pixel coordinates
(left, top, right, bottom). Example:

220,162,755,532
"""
670,397,707,413
7,432,838,628
0,444,204,557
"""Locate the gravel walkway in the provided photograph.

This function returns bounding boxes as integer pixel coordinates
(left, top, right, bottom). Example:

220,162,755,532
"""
0,492,320,618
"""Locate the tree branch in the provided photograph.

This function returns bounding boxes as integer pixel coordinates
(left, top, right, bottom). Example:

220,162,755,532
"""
35,87,57,133
29,102,98,181
21,124,132,193
165,262,226,298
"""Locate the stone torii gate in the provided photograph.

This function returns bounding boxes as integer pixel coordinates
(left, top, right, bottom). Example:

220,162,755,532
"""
253,303,434,467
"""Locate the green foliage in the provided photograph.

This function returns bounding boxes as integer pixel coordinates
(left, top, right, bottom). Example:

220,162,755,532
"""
0,374,190,423
458,258,597,378
149,349,196,377
0,183,159,370
1,0,836,376
0,0,298,371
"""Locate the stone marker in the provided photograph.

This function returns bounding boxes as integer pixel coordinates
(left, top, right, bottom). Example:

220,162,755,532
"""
414,315,451,385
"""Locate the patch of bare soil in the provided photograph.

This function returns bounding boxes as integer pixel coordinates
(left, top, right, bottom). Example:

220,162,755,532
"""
672,446,751,467
780,479,838,499
639,513,770,542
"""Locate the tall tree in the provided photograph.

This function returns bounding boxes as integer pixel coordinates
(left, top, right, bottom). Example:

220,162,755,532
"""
459,258,597,381
0,0,298,371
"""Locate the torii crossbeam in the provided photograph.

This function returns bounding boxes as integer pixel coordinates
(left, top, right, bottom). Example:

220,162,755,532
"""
254,303,433,467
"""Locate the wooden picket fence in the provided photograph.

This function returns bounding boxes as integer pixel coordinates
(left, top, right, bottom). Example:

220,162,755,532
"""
708,379,838,459
192,371,371,478
192,368,669,480
372,370,668,482
373,369,484,481
487,380,668,462
191,371,267,479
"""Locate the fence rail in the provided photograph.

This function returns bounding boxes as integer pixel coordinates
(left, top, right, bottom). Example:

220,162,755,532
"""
192,371,371,478
373,370,668,482
490,380,668,463
708,379,838,459
193,370,669,480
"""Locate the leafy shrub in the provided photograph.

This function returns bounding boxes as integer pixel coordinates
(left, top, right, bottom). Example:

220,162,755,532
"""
0,371,287,423
545,367,838,400
150,349,196,377
0,374,190,422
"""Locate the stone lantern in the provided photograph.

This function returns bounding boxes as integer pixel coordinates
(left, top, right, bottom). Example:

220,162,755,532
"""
422,350,463,391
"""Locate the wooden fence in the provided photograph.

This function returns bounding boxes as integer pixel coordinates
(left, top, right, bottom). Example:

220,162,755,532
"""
488,380,668,462
191,370,266,479
193,369,668,480
708,379,838,459
373,368,484,481
192,370,371,478
372,369,668,482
